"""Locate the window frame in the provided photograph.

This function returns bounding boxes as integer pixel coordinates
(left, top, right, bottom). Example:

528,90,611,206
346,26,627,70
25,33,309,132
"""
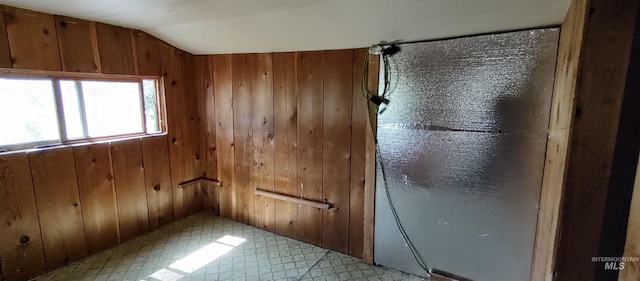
0,70,166,153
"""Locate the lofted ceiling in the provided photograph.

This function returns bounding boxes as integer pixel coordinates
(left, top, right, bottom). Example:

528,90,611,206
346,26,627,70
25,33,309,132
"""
0,0,570,55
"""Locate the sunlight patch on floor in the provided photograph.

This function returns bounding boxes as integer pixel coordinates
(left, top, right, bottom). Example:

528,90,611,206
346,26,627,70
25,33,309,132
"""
147,235,246,280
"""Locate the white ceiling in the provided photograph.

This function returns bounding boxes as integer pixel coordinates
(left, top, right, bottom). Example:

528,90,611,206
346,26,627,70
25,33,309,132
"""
0,0,570,55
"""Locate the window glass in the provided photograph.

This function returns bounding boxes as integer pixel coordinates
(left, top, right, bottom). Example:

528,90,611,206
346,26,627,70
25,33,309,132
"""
60,80,85,139
0,75,162,151
82,81,144,137
0,78,59,146
143,79,160,134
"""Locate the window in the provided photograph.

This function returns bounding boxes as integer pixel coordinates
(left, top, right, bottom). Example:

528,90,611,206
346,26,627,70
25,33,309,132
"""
0,75,163,152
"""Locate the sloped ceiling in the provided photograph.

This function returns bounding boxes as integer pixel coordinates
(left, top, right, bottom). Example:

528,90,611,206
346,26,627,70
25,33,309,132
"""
0,0,570,54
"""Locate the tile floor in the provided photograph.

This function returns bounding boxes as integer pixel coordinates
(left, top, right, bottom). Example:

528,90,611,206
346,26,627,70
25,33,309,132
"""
32,213,426,281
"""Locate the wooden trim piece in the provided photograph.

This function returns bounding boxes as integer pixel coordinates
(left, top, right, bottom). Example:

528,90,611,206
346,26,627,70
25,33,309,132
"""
362,53,379,264
0,68,159,79
530,0,587,279
255,189,331,210
178,177,221,188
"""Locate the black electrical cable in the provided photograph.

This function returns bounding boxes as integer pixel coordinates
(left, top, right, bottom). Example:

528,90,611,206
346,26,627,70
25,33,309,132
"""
364,45,432,276
361,49,391,106
376,142,432,276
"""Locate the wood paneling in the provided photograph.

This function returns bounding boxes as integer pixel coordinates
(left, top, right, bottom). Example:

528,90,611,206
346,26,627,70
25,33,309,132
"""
0,4,203,279
322,50,353,253
348,49,368,258
273,52,298,239
2,6,61,71
0,7,10,68
212,54,236,220
142,136,174,230
29,148,87,271
0,154,46,280
296,51,324,246
195,56,218,214
179,53,203,217
73,144,119,254
162,46,202,219
232,54,255,225
204,49,375,254
251,54,275,231
55,16,99,72
111,139,149,242
95,23,135,75
197,56,218,180
132,31,162,76
537,0,639,279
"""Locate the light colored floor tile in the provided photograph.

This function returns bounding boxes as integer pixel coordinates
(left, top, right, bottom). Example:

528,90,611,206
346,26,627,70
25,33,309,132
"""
31,213,424,281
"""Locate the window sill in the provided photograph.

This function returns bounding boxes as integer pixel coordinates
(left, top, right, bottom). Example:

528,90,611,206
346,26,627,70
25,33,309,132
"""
0,133,167,156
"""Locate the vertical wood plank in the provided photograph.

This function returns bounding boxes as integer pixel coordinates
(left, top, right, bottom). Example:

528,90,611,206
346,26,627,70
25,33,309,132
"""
162,46,201,219
55,16,99,72
0,154,46,280
132,31,162,76
111,139,149,242
532,0,587,278
195,56,218,213
363,53,379,264
2,6,61,71
142,135,175,230
29,148,87,271
73,144,119,254
232,53,254,225
251,53,275,231
322,49,353,253
348,49,368,258
296,51,324,246
95,23,135,75
161,44,186,219
197,56,218,180
181,53,204,215
552,0,638,279
212,54,236,220
532,0,588,277
0,6,11,68
273,52,298,239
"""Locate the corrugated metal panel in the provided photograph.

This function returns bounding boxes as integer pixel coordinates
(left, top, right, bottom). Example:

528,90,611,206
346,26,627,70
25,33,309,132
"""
373,28,560,281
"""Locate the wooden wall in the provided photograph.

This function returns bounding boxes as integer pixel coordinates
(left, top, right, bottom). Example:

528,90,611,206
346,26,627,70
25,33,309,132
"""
532,0,640,280
197,49,378,257
0,5,203,281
